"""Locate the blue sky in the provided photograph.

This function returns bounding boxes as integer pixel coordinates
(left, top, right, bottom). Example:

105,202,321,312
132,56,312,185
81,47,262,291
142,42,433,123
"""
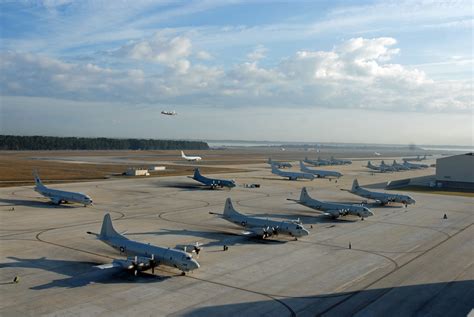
0,0,472,145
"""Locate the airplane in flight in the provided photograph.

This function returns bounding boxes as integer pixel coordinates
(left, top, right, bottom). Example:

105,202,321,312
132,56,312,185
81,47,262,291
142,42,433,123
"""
210,198,309,240
87,214,200,276
189,168,236,189
403,160,429,169
271,165,315,181
33,172,93,206
374,152,382,156
330,156,352,165
299,161,343,179
287,187,374,219
343,179,416,207
366,161,391,173
161,110,177,116
181,151,202,161
267,158,292,168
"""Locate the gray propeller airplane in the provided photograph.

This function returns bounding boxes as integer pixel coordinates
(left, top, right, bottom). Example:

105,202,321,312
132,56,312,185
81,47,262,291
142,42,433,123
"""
271,165,315,181
366,161,391,173
267,158,292,168
402,154,427,161
210,198,309,240
330,156,352,165
303,157,321,166
343,179,416,207
189,168,236,189
403,160,429,169
34,171,93,206
392,160,410,170
287,187,374,219
299,161,343,179
87,214,200,276
380,160,400,171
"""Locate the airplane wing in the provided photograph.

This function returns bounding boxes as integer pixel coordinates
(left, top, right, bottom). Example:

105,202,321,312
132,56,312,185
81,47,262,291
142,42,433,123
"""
242,226,273,238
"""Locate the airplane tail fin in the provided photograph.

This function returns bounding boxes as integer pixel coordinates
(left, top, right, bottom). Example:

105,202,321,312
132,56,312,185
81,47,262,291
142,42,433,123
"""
223,198,240,217
33,170,44,188
99,213,122,240
181,151,185,158
352,179,360,192
299,160,306,170
299,187,312,203
193,168,201,179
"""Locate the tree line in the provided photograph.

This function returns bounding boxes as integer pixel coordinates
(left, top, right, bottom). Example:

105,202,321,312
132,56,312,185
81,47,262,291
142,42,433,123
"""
0,135,209,151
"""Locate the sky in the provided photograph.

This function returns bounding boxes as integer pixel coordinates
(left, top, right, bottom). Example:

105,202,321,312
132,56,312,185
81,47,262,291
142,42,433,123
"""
0,0,473,145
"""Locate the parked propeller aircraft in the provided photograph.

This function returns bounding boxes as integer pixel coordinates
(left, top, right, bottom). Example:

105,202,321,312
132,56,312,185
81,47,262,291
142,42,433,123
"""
316,156,331,165
287,187,374,219
87,214,200,275
189,168,236,189
366,161,391,173
271,165,314,181
161,110,177,116
330,156,352,165
181,151,202,161
392,160,410,170
343,179,416,207
380,160,399,171
210,198,309,240
267,158,292,168
303,157,321,166
299,161,342,179
402,155,427,161
34,172,93,206
403,160,429,169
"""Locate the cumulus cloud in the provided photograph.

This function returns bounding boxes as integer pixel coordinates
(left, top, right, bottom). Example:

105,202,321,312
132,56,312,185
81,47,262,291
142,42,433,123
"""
247,45,268,61
0,37,472,112
119,34,192,73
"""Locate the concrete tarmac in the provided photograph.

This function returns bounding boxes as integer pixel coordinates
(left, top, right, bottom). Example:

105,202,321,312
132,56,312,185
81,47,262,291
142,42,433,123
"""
0,158,472,316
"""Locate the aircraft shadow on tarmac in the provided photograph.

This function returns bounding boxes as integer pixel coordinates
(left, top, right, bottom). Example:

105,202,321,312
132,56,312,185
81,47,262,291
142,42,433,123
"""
182,280,474,317
0,256,170,289
0,198,77,209
125,228,287,248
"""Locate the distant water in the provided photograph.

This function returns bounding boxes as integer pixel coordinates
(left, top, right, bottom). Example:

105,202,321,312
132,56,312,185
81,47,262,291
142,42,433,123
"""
421,147,473,152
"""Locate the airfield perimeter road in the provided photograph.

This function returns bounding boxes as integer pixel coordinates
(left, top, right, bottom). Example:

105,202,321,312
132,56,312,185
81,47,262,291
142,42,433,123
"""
0,155,472,316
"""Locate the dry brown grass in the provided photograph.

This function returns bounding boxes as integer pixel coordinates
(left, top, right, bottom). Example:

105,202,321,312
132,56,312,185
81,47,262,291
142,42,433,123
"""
0,151,249,187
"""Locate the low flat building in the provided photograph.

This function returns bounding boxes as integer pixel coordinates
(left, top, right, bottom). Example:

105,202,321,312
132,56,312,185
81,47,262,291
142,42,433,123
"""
436,153,474,190
125,168,150,176
148,166,166,171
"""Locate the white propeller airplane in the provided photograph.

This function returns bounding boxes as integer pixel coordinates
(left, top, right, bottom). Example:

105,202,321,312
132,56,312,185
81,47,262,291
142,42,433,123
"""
33,171,93,206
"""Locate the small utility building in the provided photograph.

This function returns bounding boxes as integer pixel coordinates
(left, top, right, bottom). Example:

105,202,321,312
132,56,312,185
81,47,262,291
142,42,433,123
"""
436,153,474,190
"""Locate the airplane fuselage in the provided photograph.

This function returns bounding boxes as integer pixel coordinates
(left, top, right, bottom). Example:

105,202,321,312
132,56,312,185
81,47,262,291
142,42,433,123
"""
352,188,415,205
101,236,199,272
224,213,308,238
35,185,92,206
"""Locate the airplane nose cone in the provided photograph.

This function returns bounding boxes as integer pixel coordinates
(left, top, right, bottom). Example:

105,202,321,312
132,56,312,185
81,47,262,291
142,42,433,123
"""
302,229,310,236
191,260,200,270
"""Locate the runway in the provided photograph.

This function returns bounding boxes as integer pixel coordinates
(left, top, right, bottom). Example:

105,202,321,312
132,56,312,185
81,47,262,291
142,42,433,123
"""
0,156,472,316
